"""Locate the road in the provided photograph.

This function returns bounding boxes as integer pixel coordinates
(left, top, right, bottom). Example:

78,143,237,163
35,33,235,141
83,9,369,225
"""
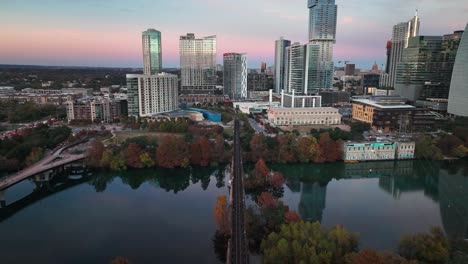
248,118,267,136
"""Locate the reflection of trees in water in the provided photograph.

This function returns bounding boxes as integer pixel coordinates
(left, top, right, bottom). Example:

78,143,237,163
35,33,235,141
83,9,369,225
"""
89,166,225,194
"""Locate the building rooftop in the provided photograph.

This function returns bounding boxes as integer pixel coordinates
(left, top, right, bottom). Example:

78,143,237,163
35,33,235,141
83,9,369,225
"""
352,98,415,110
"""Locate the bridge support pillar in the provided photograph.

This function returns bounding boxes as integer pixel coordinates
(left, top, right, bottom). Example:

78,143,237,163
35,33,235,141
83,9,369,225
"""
0,189,6,208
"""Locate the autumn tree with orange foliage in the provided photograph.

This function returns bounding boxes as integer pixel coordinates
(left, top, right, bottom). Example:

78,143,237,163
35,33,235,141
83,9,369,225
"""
277,134,297,163
156,135,190,168
317,133,342,163
255,159,270,178
258,192,278,208
87,140,104,167
126,143,143,168
250,133,267,161
213,195,230,235
284,210,302,224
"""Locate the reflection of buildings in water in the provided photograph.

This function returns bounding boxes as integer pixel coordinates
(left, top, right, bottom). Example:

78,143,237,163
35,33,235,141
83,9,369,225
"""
378,160,439,201
344,160,414,179
298,182,327,223
439,172,468,239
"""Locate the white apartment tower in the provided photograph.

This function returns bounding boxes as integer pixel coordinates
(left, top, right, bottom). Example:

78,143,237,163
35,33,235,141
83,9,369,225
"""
179,34,217,94
126,73,178,117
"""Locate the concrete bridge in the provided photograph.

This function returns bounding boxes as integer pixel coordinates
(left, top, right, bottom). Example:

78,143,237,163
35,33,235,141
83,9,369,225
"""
0,139,88,196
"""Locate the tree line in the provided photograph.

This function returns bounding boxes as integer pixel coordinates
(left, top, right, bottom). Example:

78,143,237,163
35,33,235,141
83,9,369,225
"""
0,124,71,171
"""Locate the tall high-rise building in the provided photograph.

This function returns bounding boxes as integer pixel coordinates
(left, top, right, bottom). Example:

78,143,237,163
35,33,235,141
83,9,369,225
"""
142,29,162,75
448,25,468,117
396,31,463,101
274,37,291,94
387,12,420,88
307,0,337,90
126,73,178,117
284,42,324,95
179,33,217,94
284,43,307,94
223,53,247,100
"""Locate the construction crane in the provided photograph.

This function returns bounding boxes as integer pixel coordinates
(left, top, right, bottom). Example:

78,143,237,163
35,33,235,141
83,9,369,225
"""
338,60,350,65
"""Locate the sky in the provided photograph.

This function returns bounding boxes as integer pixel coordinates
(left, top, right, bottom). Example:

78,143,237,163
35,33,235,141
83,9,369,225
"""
0,0,467,70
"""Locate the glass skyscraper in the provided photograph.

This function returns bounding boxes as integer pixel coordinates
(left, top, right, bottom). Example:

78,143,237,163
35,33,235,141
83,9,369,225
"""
307,0,337,90
223,53,247,101
274,37,291,95
386,13,420,88
448,25,468,117
395,30,464,101
179,33,217,94
142,29,162,75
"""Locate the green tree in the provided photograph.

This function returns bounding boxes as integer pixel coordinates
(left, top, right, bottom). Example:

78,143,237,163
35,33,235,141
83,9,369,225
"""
415,136,444,160
261,221,359,264
25,147,44,166
398,227,449,264
139,152,155,168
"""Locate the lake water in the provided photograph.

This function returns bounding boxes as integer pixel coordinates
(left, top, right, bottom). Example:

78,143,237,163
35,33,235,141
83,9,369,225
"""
0,160,467,264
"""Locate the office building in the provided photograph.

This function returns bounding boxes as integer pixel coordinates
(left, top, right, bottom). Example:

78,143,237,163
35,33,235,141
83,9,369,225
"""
223,53,247,101
396,31,463,101
307,0,337,90
345,64,355,76
387,13,420,88
247,72,269,92
142,29,162,75
352,96,435,132
180,33,217,94
448,25,468,117
126,73,178,117
319,90,350,106
268,107,341,126
361,73,381,95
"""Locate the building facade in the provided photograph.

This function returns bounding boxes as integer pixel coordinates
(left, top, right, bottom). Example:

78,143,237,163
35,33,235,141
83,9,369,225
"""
281,91,322,108
223,53,247,101
343,141,415,161
142,29,162,75
66,98,126,123
361,73,381,95
352,96,435,132
448,24,468,117
268,107,341,126
345,64,355,76
284,43,307,94
387,13,420,88
179,34,217,94
319,91,350,106
307,0,337,90
126,73,178,117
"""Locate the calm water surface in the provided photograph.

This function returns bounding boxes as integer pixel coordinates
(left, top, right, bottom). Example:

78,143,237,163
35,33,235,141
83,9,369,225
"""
0,160,467,263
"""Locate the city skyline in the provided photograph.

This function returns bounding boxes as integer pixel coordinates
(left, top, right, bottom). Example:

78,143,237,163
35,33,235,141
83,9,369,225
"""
1,0,467,69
